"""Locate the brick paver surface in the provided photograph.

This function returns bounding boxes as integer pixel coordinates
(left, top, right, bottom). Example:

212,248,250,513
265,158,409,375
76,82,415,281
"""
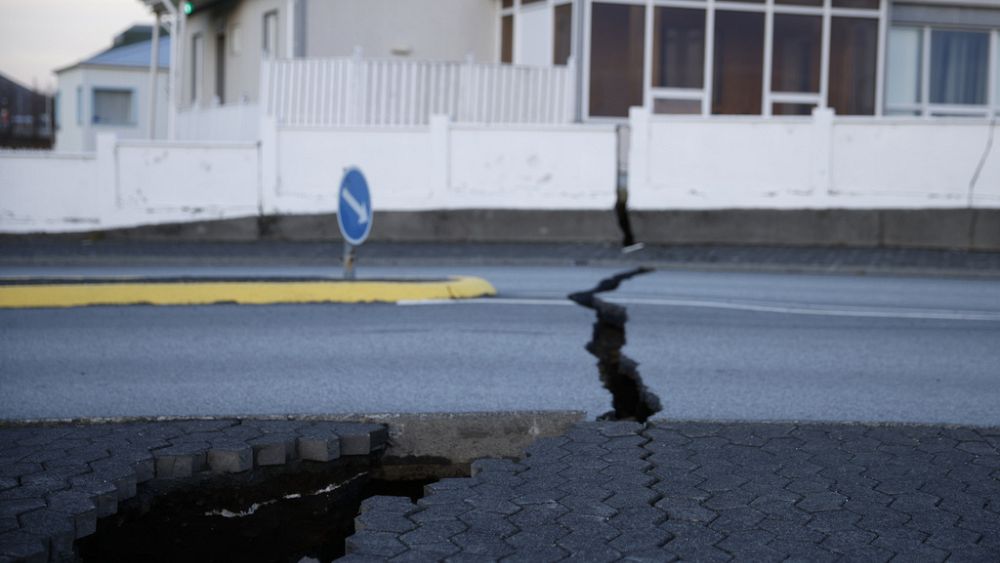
344,421,1000,562
0,419,387,562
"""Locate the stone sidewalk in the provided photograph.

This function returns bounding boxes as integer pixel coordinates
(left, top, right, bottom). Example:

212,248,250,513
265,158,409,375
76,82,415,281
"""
344,421,1000,562
0,419,388,562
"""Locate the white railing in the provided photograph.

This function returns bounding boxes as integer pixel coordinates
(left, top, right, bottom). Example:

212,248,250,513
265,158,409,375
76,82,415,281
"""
262,56,576,127
175,103,260,142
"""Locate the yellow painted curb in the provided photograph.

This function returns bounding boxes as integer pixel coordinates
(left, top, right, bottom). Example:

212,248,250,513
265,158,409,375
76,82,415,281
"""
0,277,496,308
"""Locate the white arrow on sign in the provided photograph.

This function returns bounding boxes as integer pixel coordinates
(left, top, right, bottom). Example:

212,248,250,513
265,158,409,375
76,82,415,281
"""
341,188,369,225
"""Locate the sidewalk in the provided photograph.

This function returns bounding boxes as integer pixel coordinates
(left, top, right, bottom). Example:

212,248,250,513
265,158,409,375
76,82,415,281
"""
345,420,1000,562
3,240,1000,277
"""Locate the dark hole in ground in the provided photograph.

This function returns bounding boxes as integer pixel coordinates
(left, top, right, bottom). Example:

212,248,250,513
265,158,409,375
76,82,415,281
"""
75,456,450,563
569,267,663,422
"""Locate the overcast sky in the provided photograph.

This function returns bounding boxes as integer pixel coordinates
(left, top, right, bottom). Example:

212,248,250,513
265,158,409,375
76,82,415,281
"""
0,0,154,91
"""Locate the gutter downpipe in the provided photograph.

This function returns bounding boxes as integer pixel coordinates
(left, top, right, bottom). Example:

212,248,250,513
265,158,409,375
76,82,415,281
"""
147,8,161,138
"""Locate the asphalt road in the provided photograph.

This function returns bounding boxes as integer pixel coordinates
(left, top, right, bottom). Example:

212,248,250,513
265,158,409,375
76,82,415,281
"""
2,266,999,425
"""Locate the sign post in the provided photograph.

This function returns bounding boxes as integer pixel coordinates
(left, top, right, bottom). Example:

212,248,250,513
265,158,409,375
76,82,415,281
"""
337,168,373,280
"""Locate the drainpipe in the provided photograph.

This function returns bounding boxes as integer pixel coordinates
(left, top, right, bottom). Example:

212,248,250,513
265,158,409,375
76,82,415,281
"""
147,7,161,138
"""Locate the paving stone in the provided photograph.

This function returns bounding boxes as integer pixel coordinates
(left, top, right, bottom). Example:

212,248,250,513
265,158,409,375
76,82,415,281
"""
247,432,297,466
309,422,387,455
500,544,567,562
45,490,97,539
655,497,716,523
355,510,417,534
17,508,76,561
451,531,516,557
66,475,118,517
207,442,253,473
0,530,47,563
153,442,208,479
390,542,461,561
399,520,467,545
296,433,341,462
345,531,408,558
360,495,418,516
87,458,138,500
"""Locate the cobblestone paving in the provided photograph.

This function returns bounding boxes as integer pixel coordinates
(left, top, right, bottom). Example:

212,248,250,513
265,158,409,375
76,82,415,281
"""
344,421,1000,562
0,419,387,562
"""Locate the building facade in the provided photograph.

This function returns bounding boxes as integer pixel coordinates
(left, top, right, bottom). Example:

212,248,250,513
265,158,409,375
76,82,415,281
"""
55,27,170,152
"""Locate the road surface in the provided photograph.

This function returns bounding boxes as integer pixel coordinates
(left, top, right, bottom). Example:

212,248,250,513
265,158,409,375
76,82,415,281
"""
2,266,999,425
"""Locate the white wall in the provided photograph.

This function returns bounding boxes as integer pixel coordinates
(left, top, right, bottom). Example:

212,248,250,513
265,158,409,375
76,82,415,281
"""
55,66,170,152
628,107,1000,209
0,152,101,230
0,135,258,233
304,0,497,62
264,118,617,215
176,104,260,142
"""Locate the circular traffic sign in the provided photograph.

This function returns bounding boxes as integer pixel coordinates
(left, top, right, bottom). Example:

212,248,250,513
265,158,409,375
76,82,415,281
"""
337,168,373,246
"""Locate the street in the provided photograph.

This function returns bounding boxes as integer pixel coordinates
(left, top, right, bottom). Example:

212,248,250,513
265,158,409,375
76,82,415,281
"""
2,265,999,425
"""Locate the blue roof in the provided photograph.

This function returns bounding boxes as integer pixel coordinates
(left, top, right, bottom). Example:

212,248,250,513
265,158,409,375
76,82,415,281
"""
79,36,171,70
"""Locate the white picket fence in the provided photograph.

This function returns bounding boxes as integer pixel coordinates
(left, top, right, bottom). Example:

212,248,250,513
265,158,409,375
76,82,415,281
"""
261,56,576,127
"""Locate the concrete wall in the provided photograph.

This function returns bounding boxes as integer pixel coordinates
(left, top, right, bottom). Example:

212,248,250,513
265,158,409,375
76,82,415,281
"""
56,66,170,152
263,118,617,215
628,107,1000,210
0,136,258,233
304,0,497,62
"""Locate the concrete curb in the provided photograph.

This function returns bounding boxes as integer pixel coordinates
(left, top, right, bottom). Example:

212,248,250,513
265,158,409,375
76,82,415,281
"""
0,276,496,308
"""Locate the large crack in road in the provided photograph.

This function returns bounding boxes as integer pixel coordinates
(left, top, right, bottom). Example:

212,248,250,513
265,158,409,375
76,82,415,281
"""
569,267,663,422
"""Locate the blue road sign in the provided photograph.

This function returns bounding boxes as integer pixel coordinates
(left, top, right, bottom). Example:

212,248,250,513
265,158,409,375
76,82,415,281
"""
337,168,373,246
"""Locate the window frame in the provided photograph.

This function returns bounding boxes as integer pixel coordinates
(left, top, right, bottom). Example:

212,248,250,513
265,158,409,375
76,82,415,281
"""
498,0,575,66
885,24,1000,119
580,0,885,119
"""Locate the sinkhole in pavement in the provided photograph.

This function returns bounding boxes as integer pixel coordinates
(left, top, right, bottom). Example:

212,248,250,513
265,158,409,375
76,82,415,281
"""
75,455,461,563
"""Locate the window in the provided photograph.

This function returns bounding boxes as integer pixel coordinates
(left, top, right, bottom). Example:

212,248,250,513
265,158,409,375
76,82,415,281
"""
215,33,226,105
652,8,705,89
885,27,921,114
589,3,645,117
501,15,513,63
713,11,764,115
885,25,997,117
930,30,989,106
772,15,821,94
554,3,572,65
262,11,278,57
91,89,133,125
828,18,878,115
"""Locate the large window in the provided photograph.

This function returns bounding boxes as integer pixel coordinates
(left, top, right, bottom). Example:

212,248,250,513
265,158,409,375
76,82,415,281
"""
589,3,645,117
91,88,133,126
613,0,882,118
713,11,764,115
886,26,999,117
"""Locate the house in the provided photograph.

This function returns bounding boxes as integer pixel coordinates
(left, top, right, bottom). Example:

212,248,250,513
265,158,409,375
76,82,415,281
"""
143,0,999,122
0,73,54,149
54,25,171,152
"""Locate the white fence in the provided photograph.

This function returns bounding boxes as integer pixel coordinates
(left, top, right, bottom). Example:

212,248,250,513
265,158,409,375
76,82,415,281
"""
262,57,576,127
175,104,260,142
628,107,1000,210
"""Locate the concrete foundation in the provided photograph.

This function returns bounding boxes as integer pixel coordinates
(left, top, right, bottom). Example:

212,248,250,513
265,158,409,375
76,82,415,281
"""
21,209,1000,251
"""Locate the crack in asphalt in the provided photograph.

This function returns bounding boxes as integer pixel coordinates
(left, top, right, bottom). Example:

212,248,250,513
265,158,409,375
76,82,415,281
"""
568,268,663,423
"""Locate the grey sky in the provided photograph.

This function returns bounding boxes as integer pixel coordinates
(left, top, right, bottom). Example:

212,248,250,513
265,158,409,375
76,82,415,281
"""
0,0,153,91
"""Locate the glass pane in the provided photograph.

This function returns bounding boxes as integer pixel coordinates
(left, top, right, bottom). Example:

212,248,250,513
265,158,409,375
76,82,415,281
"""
712,11,764,115
886,27,922,107
554,4,572,65
772,15,821,93
653,8,705,89
654,99,701,114
776,0,822,6
92,90,132,125
521,0,545,4
502,0,513,8
773,103,815,116
930,30,989,105
589,3,645,117
828,17,877,115
832,0,879,8
725,0,764,3
501,15,513,63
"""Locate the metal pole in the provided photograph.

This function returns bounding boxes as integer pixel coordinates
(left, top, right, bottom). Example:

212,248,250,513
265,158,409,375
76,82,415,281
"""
148,10,161,138
343,241,356,280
